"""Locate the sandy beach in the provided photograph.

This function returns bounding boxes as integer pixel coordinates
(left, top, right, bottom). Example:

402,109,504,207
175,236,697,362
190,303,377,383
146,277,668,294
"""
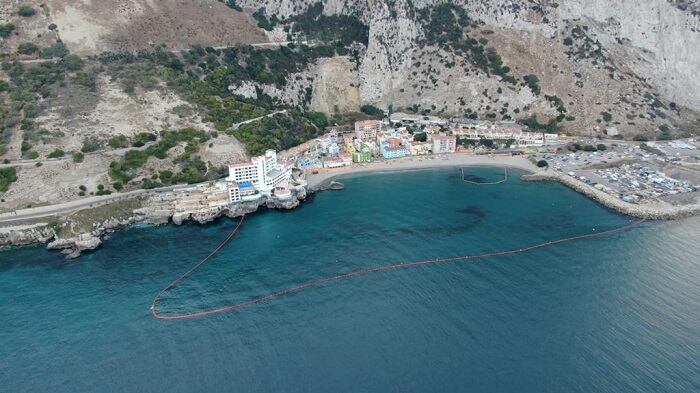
306,153,537,190
305,153,700,220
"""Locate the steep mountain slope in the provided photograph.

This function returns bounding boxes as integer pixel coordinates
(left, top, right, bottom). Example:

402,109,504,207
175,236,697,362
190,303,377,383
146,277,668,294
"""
238,0,700,138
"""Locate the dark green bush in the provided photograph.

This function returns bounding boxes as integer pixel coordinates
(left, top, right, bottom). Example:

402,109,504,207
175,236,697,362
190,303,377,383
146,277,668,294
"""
523,74,541,95
47,148,65,158
80,136,102,153
18,43,39,55
0,167,18,192
18,6,36,17
0,23,15,38
108,135,130,149
360,105,385,118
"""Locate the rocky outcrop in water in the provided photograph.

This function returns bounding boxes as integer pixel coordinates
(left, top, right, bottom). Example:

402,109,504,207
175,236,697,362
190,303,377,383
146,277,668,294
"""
41,216,140,258
3,181,311,258
47,233,102,259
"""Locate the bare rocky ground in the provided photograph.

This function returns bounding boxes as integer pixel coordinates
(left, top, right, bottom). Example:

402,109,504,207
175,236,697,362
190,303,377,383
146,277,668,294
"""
0,1,59,56
0,72,246,211
35,76,211,152
48,0,267,55
309,57,361,115
1,153,112,212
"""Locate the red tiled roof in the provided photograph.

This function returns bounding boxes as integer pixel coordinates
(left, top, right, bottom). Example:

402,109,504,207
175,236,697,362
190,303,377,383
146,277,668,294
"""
228,161,253,168
355,120,383,127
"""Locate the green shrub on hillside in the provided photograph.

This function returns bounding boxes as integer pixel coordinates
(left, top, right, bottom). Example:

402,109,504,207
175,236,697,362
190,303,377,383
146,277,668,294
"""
17,43,39,55
47,148,65,158
289,2,369,45
0,167,18,192
0,23,15,38
521,116,559,133
360,105,385,119
523,74,541,95
108,128,210,183
108,135,130,149
132,132,157,147
80,136,102,153
253,8,279,31
72,72,96,91
232,110,324,155
658,124,672,140
172,158,207,184
18,6,36,17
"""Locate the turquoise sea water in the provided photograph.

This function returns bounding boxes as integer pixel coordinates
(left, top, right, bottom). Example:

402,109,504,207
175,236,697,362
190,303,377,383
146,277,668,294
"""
1,167,699,392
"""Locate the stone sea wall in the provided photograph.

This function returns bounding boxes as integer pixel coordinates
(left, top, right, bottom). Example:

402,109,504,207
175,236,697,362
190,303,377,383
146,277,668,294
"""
522,172,700,220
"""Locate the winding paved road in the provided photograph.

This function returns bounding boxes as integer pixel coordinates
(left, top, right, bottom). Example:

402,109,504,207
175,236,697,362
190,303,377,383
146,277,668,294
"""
0,184,189,224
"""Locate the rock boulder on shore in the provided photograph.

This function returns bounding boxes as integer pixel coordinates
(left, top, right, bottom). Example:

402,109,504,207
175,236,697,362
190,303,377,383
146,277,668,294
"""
47,232,103,259
0,224,55,247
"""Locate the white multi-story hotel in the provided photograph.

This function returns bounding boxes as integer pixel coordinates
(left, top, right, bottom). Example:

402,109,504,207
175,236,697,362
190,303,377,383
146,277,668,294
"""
227,150,292,203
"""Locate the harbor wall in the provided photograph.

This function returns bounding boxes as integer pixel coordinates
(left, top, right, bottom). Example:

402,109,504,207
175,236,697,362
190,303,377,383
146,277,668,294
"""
522,172,700,220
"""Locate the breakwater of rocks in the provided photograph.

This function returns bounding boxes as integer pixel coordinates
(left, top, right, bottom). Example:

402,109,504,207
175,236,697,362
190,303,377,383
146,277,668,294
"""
522,172,700,220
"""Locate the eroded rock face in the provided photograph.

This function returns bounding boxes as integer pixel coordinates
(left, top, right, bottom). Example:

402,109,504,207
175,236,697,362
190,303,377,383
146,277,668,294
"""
47,232,102,259
0,224,55,247
74,234,102,251
558,0,700,109
238,0,700,137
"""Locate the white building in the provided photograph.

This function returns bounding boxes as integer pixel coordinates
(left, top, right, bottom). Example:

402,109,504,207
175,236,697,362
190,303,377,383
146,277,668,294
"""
452,127,557,146
328,142,340,156
228,182,241,202
432,134,457,154
227,150,292,202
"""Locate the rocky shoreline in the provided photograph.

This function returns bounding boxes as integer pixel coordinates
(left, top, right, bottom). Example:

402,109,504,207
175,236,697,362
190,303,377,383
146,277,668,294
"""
522,171,700,220
3,166,699,258
0,187,306,259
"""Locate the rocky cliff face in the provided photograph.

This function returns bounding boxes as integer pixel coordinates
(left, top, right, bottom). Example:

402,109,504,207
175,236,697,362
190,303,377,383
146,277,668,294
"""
239,0,700,138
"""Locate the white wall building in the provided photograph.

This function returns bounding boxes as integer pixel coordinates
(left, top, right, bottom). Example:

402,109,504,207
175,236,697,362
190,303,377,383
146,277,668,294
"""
227,150,292,202
432,134,457,154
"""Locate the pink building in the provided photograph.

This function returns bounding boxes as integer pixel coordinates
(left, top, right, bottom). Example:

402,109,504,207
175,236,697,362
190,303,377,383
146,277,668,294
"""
354,120,383,141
